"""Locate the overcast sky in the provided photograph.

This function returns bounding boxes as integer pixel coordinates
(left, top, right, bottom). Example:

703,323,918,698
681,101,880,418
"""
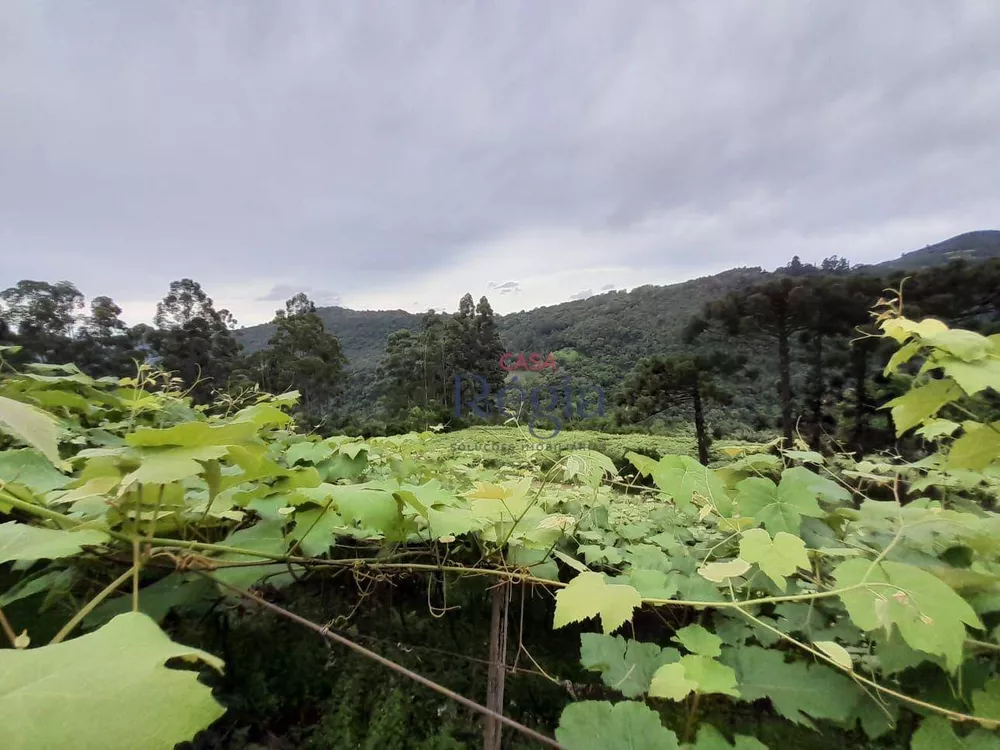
2,2,998,327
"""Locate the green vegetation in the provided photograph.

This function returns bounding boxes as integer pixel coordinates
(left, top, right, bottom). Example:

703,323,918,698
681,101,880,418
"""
2,293,1000,749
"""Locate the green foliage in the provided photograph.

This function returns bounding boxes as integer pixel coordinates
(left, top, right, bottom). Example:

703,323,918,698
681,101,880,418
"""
1,296,1000,749
556,700,680,750
0,612,224,750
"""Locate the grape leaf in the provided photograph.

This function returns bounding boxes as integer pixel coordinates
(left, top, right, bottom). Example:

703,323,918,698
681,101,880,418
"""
627,568,680,599
0,449,70,495
288,506,345,556
553,572,642,634
0,395,61,465
652,456,729,512
779,466,850,504
972,676,1000,721
948,424,1000,471
649,655,738,700
939,356,1000,396
648,663,695,700
285,441,334,466
672,624,722,657
626,451,659,478
563,449,618,488
556,700,679,750
0,612,225,750
834,559,981,672
735,476,824,535
212,521,295,590
126,421,258,448
725,645,861,727
738,529,810,590
885,379,962,436
687,725,769,750
579,634,678,698
0,522,108,563
698,558,751,583
814,641,853,671
910,716,1000,750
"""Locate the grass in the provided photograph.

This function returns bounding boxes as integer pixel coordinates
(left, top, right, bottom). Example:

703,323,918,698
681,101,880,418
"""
421,425,765,466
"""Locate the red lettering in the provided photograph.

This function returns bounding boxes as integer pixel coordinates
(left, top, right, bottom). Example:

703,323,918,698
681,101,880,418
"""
499,352,560,371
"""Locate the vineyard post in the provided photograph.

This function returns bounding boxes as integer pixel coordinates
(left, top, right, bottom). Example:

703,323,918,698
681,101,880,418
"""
484,582,510,750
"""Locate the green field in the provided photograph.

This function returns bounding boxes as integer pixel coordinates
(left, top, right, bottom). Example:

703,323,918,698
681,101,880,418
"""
419,425,765,466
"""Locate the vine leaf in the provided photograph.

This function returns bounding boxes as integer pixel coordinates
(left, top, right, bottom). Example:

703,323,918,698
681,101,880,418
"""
0,449,71,495
735,476,824,535
884,378,962,436
556,700,679,750
647,663,695,701
648,655,739,700
553,572,642,634
698,558,751,583
910,716,1000,749
652,456,729,513
0,522,108,563
0,612,225,750
814,641,853,671
0,395,62,466
212,521,295,590
687,724,769,750
725,645,861,727
738,529,809,590
562,449,618,488
972,676,1000,722
285,440,334,466
672,624,722,657
948,424,1000,471
834,559,982,671
579,634,679,698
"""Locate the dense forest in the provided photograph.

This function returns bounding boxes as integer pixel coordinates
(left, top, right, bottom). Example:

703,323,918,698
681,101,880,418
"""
4,230,999,455
3,268,1000,749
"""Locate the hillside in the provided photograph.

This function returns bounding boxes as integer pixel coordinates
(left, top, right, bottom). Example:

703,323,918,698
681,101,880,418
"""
867,230,1000,272
237,307,422,371
234,230,998,415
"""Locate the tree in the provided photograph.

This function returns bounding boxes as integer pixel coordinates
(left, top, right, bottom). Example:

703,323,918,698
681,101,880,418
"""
236,294,347,426
151,279,240,401
76,296,140,377
616,354,739,464
0,280,83,363
697,278,811,442
375,294,506,428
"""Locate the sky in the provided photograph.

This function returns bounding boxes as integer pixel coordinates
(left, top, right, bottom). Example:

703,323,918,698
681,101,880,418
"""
1,2,999,328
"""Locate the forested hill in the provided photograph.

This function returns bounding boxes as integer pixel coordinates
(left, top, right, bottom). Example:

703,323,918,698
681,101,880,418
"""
234,230,998,383
236,307,422,371
866,229,1000,272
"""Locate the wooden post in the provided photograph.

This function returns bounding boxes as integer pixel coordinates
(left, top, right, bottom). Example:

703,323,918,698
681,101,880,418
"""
484,583,509,750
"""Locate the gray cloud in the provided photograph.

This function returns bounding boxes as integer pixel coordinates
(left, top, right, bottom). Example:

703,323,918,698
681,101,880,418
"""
570,289,594,301
488,281,521,295
1,2,998,323
600,284,615,292
257,284,341,306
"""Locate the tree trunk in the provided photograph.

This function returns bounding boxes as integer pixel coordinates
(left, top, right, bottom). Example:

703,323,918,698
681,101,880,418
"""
807,333,824,451
483,584,509,750
692,382,709,465
850,341,870,454
778,323,793,443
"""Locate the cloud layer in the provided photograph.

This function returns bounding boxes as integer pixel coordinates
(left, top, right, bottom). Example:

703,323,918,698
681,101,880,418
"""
1,2,998,325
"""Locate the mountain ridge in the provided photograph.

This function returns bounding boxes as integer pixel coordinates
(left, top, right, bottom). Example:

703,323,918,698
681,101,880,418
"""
235,230,999,380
